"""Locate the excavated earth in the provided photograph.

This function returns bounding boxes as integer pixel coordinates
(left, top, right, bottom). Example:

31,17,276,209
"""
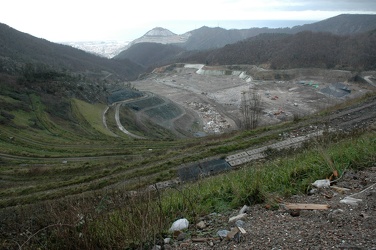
133,65,376,137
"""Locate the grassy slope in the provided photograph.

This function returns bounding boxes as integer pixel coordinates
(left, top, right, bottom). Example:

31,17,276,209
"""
72,98,115,137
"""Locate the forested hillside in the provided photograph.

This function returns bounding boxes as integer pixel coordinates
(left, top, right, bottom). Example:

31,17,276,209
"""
0,23,144,81
178,30,376,71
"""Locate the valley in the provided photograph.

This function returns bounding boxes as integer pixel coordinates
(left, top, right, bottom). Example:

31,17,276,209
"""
1,13,376,249
1,65,375,209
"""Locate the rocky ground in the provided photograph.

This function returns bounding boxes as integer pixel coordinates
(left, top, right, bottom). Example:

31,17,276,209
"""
161,167,376,250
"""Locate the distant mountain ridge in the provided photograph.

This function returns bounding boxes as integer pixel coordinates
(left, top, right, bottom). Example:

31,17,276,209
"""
121,14,376,53
115,14,376,69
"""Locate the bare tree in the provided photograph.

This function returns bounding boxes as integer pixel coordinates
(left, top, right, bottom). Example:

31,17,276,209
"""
240,91,250,129
241,88,262,130
249,90,262,129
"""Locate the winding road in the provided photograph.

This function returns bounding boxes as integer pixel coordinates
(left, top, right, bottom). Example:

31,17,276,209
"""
102,93,153,139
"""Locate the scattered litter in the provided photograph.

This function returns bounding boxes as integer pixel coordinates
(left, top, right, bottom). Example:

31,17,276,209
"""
192,237,219,243
330,186,350,194
339,183,376,206
239,205,250,214
217,230,230,238
226,227,240,240
228,213,247,223
237,226,247,234
235,220,245,228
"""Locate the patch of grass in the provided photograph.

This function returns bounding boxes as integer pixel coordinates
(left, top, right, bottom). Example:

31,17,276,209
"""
72,98,114,137
162,130,376,220
12,110,33,127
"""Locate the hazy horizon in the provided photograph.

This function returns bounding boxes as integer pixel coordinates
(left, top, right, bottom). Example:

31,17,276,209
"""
59,19,317,43
2,0,376,42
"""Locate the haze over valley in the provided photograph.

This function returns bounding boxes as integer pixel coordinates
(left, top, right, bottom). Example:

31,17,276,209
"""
1,1,376,248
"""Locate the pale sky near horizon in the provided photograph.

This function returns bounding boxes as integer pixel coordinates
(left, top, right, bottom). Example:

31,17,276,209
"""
1,0,376,42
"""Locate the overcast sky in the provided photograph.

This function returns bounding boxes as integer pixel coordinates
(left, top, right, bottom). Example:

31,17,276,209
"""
1,0,376,42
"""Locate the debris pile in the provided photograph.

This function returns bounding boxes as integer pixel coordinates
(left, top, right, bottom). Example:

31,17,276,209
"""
186,101,231,134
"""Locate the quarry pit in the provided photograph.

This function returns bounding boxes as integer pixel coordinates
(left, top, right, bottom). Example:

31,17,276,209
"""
128,64,375,137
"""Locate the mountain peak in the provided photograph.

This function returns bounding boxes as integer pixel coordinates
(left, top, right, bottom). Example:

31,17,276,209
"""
144,27,176,37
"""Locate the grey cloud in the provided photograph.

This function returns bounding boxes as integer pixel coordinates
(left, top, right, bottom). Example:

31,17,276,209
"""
279,0,376,11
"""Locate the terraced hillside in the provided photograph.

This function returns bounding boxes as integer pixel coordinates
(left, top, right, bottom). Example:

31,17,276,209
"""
1,92,376,209
1,65,376,250
1,64,376,209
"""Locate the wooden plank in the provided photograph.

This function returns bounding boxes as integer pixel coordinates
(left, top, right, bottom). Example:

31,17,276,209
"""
284,203,330,210
237,226,247,234
192,237,219,242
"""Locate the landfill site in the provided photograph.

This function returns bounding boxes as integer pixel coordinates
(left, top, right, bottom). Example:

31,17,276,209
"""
131,64,375,136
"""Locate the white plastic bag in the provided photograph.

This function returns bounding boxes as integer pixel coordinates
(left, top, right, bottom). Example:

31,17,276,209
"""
340,196,362,206
169,218,189,232
312,179,330,188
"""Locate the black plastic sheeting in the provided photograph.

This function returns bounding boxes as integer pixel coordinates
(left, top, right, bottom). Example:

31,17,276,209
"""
178,159,231,181
107,89,143,104
320,83,351,98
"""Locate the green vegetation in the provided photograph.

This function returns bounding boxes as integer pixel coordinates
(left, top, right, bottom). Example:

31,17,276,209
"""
72,98,114,137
